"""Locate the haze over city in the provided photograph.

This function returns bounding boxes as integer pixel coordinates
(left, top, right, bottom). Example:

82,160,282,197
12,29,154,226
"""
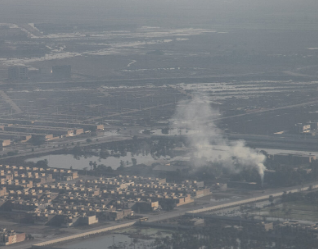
0,1,318,249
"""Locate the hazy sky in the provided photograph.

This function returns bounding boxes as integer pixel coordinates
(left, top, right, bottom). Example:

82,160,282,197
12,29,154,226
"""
1,0,318,29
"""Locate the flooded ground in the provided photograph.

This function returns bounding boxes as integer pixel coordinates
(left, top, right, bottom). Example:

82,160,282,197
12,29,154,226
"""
251,201,318,223
25,152,167,170
63,233,148,249
204,197,318,225
60,227,172,249
25,142,317,170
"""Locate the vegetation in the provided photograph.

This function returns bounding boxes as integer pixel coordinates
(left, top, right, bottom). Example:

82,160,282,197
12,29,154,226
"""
63,137,186,161
26,159,49,168
29,136,46,146
281,190,318,204
118,160,126,170
150,222,318,249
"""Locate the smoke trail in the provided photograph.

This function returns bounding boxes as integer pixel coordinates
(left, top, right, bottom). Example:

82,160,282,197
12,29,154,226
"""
171,94,266,182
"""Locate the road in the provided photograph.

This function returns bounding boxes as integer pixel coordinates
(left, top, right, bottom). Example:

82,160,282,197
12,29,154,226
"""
147,181,318,221
215,99,318,121
0,90,22,114
26,181,318,249
0,133,133,161
0,124,154,161
86,102,175,122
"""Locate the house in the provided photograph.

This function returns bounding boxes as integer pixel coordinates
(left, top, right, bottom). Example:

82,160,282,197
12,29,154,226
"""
0,228,26,246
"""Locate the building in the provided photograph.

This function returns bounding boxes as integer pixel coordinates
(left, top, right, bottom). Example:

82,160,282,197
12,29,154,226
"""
0,187,6,197
308,122,318,131
81,215,98,225
0,139,11,147
0,164,213,225
74,129,84,136
52,65,71,78
0,229,26,246
176,194,194,206
273,153,316,165
193,188,212,198
263,222,273,231
132,201,159,213
294,123,311,133
8,66,28,80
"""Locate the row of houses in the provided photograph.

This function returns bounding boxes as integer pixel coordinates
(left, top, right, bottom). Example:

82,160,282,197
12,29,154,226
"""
0,164,211,227
0,228,26,246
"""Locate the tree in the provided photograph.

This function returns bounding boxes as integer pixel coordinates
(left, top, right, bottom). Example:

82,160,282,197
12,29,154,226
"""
89,161,97,170
132,158,137,166
118,160,125,170
100,149,110,159
35,159,48,168
29,136,46,146
96,164,113,172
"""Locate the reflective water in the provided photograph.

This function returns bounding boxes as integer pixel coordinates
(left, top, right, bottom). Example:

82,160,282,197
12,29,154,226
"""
25,152,164,170
63,233,153,249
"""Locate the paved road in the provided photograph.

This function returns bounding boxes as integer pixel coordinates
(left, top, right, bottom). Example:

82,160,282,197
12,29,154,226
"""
0,134,132,160
0,90,22,114
147,182,318,222
0,125,152,160
215,99,318,121
7,180,318,249
86,102,175,122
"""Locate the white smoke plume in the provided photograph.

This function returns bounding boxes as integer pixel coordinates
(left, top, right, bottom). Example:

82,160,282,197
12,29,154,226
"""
171,94,266,182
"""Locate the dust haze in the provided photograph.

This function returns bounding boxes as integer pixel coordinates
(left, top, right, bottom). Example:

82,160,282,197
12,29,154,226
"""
1,0,318,28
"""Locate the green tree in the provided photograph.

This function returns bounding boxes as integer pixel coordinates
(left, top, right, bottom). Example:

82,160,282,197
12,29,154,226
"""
118,160,125,170
35,159,48,168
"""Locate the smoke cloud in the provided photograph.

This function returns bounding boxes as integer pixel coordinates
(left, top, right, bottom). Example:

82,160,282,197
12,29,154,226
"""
171,94,266,181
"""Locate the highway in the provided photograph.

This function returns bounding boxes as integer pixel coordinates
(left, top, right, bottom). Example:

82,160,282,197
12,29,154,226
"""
214,99,318,121
0,125,151,161
30,181,318,248
0,133,134,161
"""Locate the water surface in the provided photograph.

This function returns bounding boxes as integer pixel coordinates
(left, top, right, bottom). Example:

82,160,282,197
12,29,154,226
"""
26,152,163,170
